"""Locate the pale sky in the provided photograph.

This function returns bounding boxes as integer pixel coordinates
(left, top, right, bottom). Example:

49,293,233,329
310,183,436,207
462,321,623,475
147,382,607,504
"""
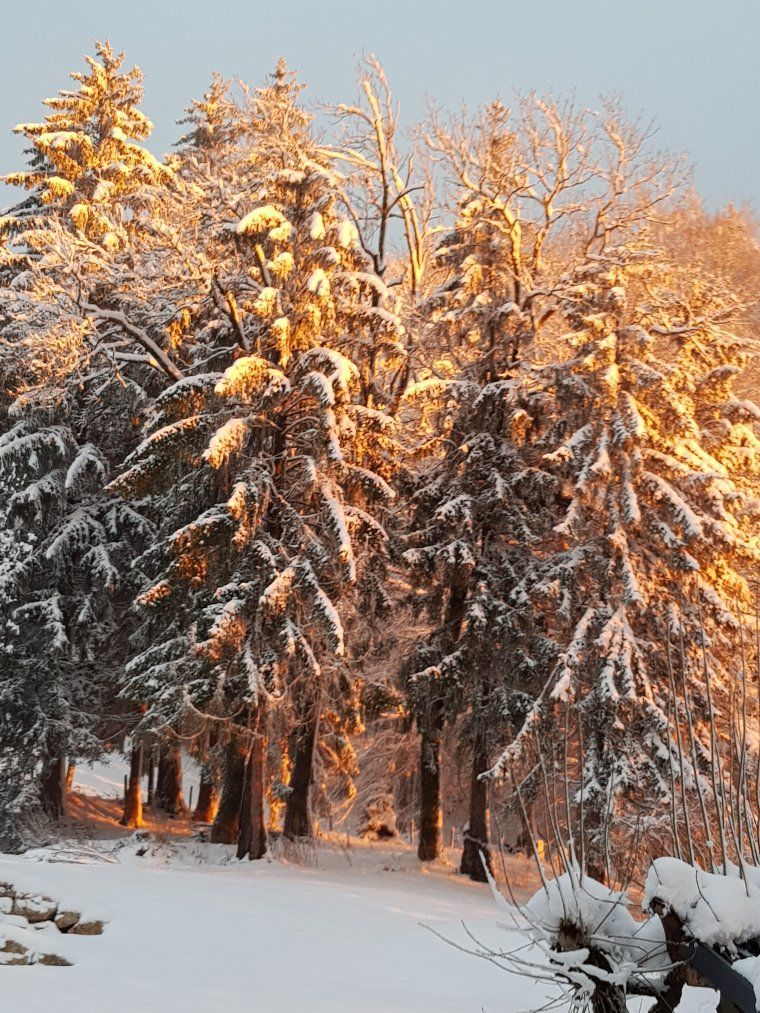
1,0,758,208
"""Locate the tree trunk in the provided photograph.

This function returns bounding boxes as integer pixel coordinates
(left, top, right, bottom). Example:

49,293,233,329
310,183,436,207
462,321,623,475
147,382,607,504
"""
236,712,267,860
146,747,156,808
416,567,467,863
40,753,67,821
193,763,220,823
121,743,143,828
418,720,442,861
460,735,492,881
584,744,609,884
267,737,291,832
283,696,321,841
210,736,247,844
500,797,532,855
65,761,76,792
156,745,186,815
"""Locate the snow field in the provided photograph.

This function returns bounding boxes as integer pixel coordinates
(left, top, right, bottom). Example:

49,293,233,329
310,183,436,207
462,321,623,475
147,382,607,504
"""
0,840,544,1013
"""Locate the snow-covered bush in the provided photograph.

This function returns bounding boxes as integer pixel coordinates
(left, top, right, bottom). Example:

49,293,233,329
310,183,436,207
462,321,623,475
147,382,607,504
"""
461,857,760,1013
483,869,666,1013
357,791,398,840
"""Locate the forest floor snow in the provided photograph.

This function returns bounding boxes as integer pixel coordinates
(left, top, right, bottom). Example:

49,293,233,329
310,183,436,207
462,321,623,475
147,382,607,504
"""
0,757,549,1013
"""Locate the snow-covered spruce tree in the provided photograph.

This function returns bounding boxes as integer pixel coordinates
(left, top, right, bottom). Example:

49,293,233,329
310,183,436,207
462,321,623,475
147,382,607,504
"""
110,64,398,855
0,40,181,394
485,247,760,878
0,412,153,838
4,41,172,251
0,43,179,838
228,63,403,841
0,406,39,851
405,98,664,867
403,97,680,870
402,371,558,873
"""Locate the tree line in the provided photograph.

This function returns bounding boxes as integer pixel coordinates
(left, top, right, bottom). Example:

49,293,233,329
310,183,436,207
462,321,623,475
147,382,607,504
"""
1,43,758,881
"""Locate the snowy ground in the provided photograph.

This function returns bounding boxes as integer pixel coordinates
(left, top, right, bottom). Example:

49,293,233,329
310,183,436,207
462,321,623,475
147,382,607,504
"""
0,835,546,1013
1,755,547,1012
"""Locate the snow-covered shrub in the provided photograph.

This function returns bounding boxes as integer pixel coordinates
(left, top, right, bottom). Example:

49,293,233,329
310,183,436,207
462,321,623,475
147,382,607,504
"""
458,857,760,1013
512,871,666,1013
357,791,398,840
440,862,669,1013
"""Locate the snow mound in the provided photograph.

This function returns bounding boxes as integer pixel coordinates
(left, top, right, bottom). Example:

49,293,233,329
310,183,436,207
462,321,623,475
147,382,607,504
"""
645,857,760,948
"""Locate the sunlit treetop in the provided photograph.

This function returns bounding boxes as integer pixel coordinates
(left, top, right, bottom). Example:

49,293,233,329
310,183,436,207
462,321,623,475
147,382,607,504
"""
3,40,173,248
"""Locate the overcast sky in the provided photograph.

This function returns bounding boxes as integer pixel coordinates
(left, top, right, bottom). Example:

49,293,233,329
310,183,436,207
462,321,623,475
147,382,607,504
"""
1,0,758,208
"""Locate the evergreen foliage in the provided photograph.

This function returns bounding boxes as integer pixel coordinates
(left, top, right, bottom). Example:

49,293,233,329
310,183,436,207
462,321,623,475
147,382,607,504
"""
0,44,757,878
